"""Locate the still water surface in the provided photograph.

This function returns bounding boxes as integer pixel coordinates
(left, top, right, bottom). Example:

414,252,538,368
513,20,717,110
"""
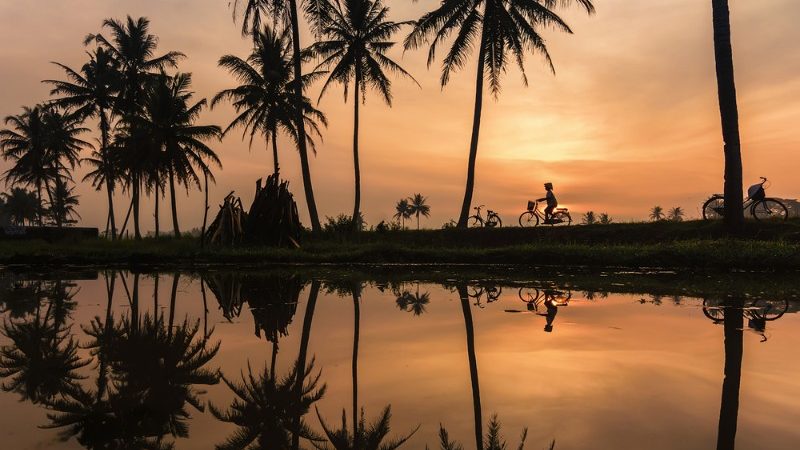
0,269,798,449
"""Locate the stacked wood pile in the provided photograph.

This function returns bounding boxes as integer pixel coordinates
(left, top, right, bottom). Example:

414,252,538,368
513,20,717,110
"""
243,174,302,248
204,192,247,246
242,275,303,342
203,273,244,321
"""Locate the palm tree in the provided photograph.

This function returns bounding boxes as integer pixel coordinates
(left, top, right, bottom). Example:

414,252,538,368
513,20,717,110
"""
456,284,483,450
47,179,81,226
1,187,39,226
716,298,744,450
229,0,328,231
649,206,665,221
88,15,184,239
598,213,612,225
581,211,596,225
314,405,417,450
393,199,411,229
668,207,685,222
311,0,416,228
214,25,327,177
711,1,744,232
405,0,595,227
293,279,322,450
46,47,120,237
134,73,222,238
407,193,430,230
437,416,528,450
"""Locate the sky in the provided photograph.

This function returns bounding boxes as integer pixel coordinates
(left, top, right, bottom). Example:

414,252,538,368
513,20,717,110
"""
1,0,799,231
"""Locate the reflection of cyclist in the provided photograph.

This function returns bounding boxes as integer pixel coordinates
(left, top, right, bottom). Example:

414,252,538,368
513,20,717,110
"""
747,317,768,342
537,183,558,224
538,289,560,332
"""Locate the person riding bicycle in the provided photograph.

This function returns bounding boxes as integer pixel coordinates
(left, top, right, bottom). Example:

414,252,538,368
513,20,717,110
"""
537,182,558,224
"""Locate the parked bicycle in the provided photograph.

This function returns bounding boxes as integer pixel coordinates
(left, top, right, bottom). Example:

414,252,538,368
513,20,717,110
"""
517,287,572,310
702,177,788,221
469,205,502,228
468,284,503,307
702,297,788,342
519,200,572,227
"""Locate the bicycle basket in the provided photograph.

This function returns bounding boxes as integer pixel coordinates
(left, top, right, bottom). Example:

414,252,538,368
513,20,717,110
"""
747,184,765,201
527,200,535,211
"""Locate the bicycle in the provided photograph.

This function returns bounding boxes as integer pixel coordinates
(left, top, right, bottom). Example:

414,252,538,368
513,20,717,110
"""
518,200,572,227
702,177,788,221
469,205,502,228
702,297,788,342
468,284,503,307
516,287,572,310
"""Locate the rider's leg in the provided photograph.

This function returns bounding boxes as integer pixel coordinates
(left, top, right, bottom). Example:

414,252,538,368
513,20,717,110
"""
544,205,555,222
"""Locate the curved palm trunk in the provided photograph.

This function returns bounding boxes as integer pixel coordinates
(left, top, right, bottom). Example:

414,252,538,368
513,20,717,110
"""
352,289,361,442
199,276,209,339
133,178,142,240
271,127,280,176
458,284,483,450
270,341,279,382
457,28,488,228
716,298,743,450
292,280,321,450
712,0,744,233
288,0,322,232
100,111,117,239
154,184,160,238
201,171,209,248
352,74,362,230
153,273,159,316
168,167,181,238
168,272,180,339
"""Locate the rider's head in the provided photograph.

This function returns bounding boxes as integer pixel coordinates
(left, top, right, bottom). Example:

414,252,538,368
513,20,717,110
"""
544,182,553,191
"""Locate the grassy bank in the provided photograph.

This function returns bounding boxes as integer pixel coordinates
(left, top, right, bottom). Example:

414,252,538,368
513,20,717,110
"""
3,220,800,270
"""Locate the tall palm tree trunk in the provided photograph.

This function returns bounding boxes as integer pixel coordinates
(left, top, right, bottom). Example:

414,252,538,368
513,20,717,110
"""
100,111,117,239
153,273,160,317
36,181,44,226
133,177,142,240
457,29,488,228
352,289,361,442
712,0,744,232
288,0,322,232
352,74,362,230
716,298,743,450
168,272,180,339
154,184,160,238
458,284,483,450
293,280,321,450
168,166,181,238
201,171,209,248
271,127,280,176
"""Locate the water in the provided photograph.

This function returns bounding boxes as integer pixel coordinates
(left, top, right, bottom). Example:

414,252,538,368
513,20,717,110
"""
1,268,799,449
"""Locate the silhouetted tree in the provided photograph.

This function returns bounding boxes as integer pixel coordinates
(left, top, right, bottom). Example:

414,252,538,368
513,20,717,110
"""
1,187,40,226
407,193,430,230
405,0,595,227
581,211,596,225
649,206,664,221
598,213,612,225
393,199,411,229
668,207,685,222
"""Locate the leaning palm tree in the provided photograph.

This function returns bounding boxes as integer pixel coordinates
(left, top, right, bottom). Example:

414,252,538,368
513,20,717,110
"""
392,199,411,229
46,47,120,237
649,206,665,222
88,15,184,239
711,1,744,232
229,0,328,231
214,25,327,177
407,194,430,230
133,72,222,238
311,0,417,228
405,0,595,227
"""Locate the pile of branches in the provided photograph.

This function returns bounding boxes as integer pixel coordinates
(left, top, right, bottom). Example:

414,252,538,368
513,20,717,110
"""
243,174,302,248
204,192,247,246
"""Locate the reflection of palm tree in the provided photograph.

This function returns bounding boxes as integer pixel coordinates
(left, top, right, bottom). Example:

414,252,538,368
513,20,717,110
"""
314,405,416,449
212,360,326,449
716,298,743,450
437,415,528,450
395,285,429,316
456,284,483,450
294,280,322,450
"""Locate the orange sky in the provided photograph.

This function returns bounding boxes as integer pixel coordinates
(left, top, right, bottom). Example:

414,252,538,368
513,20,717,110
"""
1,0,799,230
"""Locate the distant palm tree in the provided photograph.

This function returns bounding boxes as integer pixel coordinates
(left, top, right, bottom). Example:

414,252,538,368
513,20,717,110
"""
46,47,121,237
133,72,222,238
393,198,411,229
1,187,39,226
437,416,528,450
649,206,665,221
311,0,417,227
581,211,596,225
314,405,417,450
711,0,744,232
599,213,612,225
668,207,685,222
407,193,430,230
214,25,327,177
88,15,184,239
405,0,595,227
229,0,328,231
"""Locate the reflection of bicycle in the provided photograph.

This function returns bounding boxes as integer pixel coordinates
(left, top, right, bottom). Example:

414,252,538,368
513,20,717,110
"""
469,205,502,228
468,284,502,307
519,200,572,227
702,177,788,221
702,297,788,342
517,287,572,310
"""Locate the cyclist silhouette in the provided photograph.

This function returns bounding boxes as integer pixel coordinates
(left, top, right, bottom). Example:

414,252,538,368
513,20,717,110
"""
537,182,558,224
538,289,560,332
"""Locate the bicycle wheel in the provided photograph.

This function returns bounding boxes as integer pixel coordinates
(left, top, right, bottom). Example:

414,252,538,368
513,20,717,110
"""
486,286,502,302
751,299,789,321
468,286,484,298
518,211,538,227
702,298,726,322
518,287,541,303
752,198,788,222
702,196,725,220
551,211,572,226
469,215,484,228
486,213,502,228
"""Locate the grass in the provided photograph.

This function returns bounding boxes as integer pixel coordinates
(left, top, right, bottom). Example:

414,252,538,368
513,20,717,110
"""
3,219,800,270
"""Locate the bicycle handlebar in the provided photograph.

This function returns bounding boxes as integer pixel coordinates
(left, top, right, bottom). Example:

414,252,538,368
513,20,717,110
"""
474,205,485,210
